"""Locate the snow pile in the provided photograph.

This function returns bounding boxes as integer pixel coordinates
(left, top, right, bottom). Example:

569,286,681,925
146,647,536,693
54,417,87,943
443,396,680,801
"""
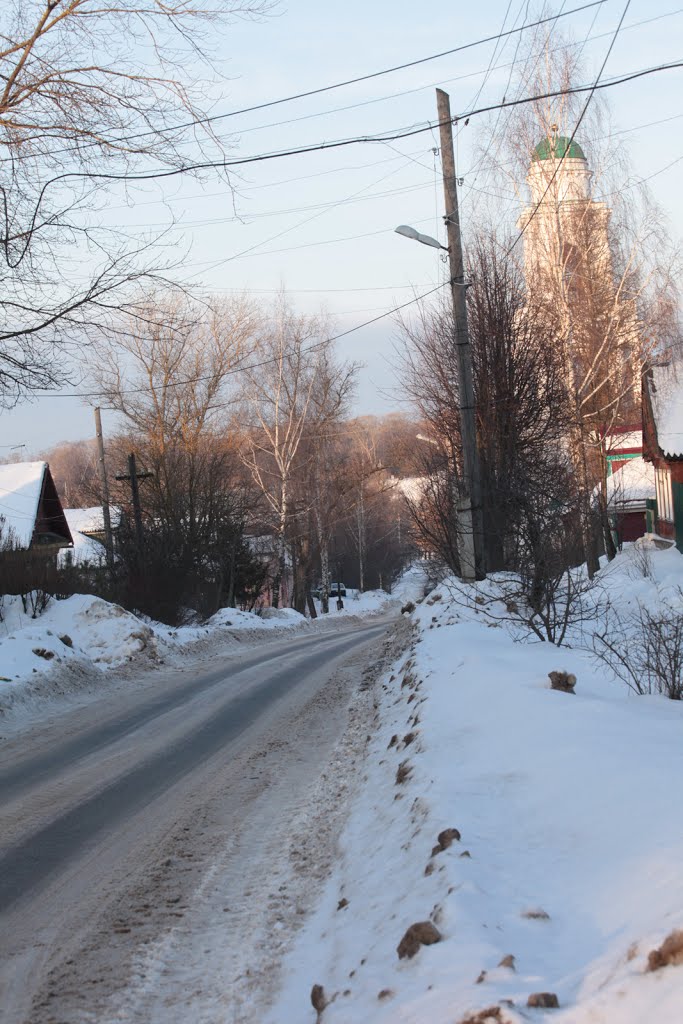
0,593,157,687
267,546,683,1024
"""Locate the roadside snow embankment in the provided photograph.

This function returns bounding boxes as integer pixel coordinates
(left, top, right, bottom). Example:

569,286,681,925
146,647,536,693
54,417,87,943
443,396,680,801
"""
267,544,683,1024
0,585,400,719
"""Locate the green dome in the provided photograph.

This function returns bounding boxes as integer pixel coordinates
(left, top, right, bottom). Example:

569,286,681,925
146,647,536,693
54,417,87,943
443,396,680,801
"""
532,136,586,161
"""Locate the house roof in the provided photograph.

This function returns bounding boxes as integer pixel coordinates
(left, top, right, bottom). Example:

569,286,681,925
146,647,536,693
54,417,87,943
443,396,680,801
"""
0,461,48,547
62,509,108,566
649,362,683,458
606,457,655,507
0,461,72,549
64,506,121,535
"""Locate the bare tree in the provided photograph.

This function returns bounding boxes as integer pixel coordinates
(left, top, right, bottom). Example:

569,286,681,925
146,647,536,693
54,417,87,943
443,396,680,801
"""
91,292,262,619
239,297,355,609
396,231,568,575
0,0,271,405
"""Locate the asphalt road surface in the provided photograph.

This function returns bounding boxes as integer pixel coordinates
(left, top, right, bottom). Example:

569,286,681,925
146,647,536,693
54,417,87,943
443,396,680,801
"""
0,616,395,1024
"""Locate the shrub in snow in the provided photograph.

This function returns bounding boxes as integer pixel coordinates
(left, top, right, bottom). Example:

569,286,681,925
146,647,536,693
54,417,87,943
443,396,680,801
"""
593,595,683,699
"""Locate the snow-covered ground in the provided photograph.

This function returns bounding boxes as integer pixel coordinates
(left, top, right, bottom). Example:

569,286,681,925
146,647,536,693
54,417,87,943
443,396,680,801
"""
0,582,406,720
266,541,683,1024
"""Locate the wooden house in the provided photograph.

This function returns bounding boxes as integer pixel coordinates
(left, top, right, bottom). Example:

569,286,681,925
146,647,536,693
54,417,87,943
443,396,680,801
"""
642,362,683,551
0,461,73,553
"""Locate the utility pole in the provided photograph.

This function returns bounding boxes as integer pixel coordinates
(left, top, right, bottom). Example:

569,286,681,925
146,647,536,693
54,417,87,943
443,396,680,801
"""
116,453,153,555
93,407,114,571
436,87,486,580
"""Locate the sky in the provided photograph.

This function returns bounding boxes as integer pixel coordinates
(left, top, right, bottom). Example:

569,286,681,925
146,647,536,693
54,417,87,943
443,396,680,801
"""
2,0,682,456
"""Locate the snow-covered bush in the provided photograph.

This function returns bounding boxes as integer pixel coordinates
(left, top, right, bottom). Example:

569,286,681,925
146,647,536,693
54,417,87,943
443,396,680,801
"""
594,592,683,699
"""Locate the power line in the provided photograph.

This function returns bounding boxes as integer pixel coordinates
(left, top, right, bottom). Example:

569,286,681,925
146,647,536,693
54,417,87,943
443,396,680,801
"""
35,59,683,195
41,1,607,156
41,284,447,402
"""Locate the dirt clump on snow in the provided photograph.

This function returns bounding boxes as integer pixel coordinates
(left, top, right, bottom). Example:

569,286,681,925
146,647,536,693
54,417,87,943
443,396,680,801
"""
498,954,515,969
395,760,412,785
527,991,559,1008
32,647,55,660
457,1007,510,1024
310,983,327,1019
548,670,576,693
431,826,461,856
647,930,683,971
401,601,416,615
396,920,442,959
522,907,550,920
377,988,394,1000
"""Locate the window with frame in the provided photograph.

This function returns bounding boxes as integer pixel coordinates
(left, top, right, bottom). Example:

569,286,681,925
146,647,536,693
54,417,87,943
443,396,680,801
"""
656,465,673,522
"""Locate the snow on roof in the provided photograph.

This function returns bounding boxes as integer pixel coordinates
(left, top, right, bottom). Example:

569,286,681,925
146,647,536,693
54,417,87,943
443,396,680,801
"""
604,429,642,453
651,362,683,458
606,457,655,507
64,506,121,534
0,461,47,548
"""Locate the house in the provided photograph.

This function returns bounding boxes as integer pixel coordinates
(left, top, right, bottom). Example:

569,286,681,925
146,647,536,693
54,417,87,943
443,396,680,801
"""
642,361,683,551
0,461,73,553
604,456,655,546
60,507,119,566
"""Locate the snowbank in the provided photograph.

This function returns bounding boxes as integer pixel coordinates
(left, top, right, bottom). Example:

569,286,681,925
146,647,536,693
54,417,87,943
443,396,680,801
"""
0,565,426,720
267,545,683,1024
0,593,158,685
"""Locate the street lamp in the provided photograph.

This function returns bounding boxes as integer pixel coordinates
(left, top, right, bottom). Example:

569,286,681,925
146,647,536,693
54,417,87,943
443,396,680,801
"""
394,225,448,251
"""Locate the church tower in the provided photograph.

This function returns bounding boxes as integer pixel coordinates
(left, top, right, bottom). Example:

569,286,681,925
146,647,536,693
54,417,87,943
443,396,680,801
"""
518,128,641,421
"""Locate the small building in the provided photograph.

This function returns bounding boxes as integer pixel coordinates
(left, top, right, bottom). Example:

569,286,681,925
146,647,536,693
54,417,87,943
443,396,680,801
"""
60,507,119,566
604,456,655,546
0,461,73,553
642,361,683,551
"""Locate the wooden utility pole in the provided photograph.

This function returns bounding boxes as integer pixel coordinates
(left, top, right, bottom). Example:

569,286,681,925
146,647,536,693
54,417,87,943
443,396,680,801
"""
436,87,486,580
115,453,153,554
93,407,114,571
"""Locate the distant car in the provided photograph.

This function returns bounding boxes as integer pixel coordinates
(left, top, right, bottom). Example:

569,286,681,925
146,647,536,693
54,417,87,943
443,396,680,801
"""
312,582,347,599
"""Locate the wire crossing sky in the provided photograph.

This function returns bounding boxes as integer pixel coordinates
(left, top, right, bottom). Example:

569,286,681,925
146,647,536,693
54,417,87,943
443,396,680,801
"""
2,0,682,450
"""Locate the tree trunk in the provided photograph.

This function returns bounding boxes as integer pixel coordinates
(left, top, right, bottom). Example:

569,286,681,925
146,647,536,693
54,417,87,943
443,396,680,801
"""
320,538,330,614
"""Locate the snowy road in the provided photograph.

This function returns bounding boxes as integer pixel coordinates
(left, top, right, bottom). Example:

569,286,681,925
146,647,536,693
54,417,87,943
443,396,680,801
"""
0,615,398,1024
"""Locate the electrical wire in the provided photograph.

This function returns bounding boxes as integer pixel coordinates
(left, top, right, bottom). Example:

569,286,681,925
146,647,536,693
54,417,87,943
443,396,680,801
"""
40,283,448,401
30,1,606,157
33,58,682,194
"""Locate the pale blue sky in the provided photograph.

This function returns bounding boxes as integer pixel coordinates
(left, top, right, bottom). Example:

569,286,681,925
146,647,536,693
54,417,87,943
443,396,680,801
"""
3,0,682,454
